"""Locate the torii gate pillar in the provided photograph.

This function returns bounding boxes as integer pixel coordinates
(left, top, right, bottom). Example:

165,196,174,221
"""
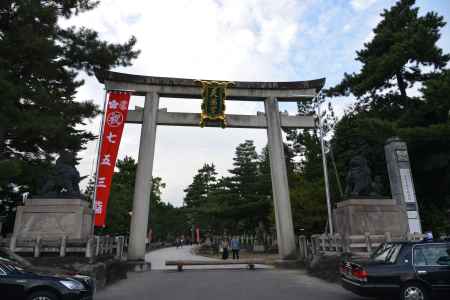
265,97,297,259
128,92,159,260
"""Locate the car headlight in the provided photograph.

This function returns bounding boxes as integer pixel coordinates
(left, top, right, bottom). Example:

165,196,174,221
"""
59,279,85,290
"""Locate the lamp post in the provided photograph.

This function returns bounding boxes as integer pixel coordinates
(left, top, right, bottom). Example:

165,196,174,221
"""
316,98,334,235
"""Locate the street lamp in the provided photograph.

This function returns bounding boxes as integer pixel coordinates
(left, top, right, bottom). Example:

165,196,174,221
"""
316,96,334,235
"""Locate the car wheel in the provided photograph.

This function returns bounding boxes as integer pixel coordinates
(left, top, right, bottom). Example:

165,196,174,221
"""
401,283,428,300
27,291,59,300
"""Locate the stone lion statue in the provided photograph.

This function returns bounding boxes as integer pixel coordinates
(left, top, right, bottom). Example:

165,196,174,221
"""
344,155,372,197
38,151,83,198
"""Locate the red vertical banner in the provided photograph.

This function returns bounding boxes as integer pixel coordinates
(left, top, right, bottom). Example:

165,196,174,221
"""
148,228,153,244
195,227,200,243
94,91,131,227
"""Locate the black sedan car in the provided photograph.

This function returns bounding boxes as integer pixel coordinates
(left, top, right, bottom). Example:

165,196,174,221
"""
0,258,94,300
341,240,450,300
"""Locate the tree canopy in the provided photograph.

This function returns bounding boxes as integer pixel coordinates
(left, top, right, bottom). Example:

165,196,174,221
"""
329,0,449,101
98,157,187,241
0,0,139,232
0,0,139,192
328,0,450,233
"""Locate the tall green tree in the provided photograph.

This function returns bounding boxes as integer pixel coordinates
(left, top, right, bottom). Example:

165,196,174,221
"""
183,163,217,208
0,0,139,195
330,0,449,102
102,157,136,234
183,163,218,233
256,146,272,200
398,71,450,232
228,140,271,230
329,0,450,232
149,177,188,242
99,157,187,240
229,140,259,192
287,115,329,234
182,141,277,234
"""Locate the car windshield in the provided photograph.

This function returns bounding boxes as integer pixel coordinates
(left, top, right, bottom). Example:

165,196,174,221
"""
0,262,28,274
371,243,403,263
0,248,32,267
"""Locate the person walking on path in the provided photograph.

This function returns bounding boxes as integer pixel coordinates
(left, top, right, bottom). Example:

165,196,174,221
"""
221,238,229,260
230,236,240,260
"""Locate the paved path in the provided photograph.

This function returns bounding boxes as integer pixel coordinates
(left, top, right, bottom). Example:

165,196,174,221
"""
145,245,270,270
145,245,216,270
96,247,365,300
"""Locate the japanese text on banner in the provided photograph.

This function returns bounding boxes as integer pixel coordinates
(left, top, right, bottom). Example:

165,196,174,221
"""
94,91,131,227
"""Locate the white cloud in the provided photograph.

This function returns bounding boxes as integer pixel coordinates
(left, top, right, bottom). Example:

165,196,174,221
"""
343,24,352,32
65,0,314,206
351,0,378,11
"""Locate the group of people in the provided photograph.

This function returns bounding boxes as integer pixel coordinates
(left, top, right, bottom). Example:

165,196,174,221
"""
220,237,240,260
175,236,192,248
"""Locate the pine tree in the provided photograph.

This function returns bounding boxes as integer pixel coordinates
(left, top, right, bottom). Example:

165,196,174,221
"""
329,0,449,103
183,163,217,208
228,140,271,230
100,157,187,240
0,0,140,195
257,146,272,198
101,157,136,234
229,140,259,191
328,0,450,232
183,163,218,232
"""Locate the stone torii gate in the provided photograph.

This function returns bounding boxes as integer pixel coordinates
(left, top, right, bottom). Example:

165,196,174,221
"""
95,71,325,261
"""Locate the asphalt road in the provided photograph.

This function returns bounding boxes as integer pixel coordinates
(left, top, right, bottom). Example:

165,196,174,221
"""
95,246,365,300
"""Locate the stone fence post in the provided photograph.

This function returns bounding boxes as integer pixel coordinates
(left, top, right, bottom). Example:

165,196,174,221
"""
95,236,101,256
115,236,124,260
385,232,392,242
85,236,94,258
9,236,16,252
365,232,372,254
60,236,67,257
34,236,41,258
298,236,308,260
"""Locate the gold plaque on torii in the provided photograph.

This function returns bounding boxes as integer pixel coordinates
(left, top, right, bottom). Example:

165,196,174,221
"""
195,80,234,128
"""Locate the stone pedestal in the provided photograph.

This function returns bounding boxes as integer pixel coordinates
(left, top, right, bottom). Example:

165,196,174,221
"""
333,198,408,239
13,198,92,240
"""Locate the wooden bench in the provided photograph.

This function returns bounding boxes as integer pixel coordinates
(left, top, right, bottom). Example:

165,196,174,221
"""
165,259,266,271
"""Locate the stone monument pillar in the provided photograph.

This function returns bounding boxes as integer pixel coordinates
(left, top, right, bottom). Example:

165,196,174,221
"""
385,137,422,233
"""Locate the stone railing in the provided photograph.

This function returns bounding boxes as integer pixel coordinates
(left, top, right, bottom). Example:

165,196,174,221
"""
305,232,427,258
206,233,278,251
4,235,127,259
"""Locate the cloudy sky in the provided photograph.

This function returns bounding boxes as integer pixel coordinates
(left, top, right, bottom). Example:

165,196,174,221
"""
64,0,450,207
